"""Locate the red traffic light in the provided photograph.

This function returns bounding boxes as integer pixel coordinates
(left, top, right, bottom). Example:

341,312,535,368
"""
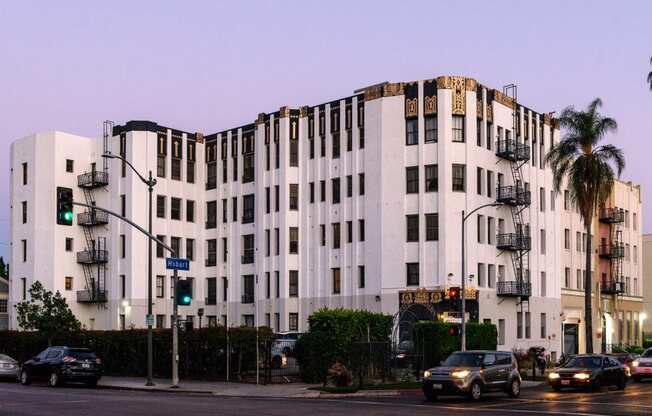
448,287,460,299
448,326,460,336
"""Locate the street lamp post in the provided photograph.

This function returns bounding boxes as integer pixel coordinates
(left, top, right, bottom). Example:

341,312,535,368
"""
102,153,157,386
460,203,502,351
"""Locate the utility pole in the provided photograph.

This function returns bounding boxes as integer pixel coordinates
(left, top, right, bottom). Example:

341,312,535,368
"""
461,210,466,352
146,170,154,386
172,266,179,388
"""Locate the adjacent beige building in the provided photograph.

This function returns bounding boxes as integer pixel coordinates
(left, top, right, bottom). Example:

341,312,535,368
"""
643,234,652,336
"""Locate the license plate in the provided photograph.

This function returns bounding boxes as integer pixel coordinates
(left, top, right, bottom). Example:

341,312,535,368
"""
82,363,90,369
561,380,570,385
432,383,442,390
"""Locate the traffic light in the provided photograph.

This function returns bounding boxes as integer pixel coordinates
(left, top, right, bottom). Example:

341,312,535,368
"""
448,325,461,336
176,279,192,306
56,187,74,226
448,287,460,300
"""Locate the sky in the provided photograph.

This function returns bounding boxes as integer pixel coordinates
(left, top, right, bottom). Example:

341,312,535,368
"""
1,0,651,262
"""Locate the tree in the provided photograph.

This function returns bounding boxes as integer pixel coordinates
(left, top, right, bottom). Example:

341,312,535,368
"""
15,281,81,345
0,256,6,278
545,98,624,354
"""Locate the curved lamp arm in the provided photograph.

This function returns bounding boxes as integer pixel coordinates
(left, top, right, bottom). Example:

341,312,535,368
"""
102,153,156,187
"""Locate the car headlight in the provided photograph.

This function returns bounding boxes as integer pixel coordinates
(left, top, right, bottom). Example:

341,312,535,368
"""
423,370,431,378
632,360,640,367
451,370,470,379
548,372,560,380
573,373,590,380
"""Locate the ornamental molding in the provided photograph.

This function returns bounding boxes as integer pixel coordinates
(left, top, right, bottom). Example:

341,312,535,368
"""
424,95,437,115
492,89,516,109
255,113,266,125
476,100,483,120
437,76,468,115
486,102,493,122
279,106,290,118
299,106,309,118
195,132,204,144
405,98,418,118
383,82,404,97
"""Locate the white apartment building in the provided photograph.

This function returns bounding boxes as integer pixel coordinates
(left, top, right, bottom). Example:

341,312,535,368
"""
10,75,582,356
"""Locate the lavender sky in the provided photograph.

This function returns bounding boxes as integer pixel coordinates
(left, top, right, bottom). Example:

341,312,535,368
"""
1,1,651,262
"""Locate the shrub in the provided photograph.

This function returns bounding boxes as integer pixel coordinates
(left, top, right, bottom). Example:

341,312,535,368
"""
327,361,352,387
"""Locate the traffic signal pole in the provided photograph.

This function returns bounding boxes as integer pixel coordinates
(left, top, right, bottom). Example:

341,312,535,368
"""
172,267,179,388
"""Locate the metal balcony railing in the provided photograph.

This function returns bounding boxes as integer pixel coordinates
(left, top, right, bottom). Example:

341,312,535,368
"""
241,293,254,304
496,185,531,206
496,281,532,297
76,249,109,264
76,289,108,303
601,279,624,295
77,171,109,188
599,207,624,223
495,139,530,162
599,243,624,258
496,233,531,251
77,210,109,226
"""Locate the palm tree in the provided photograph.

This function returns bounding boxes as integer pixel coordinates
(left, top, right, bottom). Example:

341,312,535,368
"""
545,98,624,354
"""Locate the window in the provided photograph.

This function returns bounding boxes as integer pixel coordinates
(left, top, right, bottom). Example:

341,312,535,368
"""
290,136,298,167
406,119,418,145
332,133,340,158
157,154,166,178
488,264,496,288
207,162,217,188
184,200,195,222
187,160,195,184
275,271,280,298
359,219,365,241
347,221,353,243
476,119,482,146
346,175,352,198
186,239,194,261
207,201,217,228
517,311,523,339
550,190,555,211
564,267,571,288
65,237,73,252
241,234,254,264
320,224,326,246
539,187,545,212
498,319,505,345
525,312,531,339
486,122,493,150
156,235,165,258
265,272,270,299
233,197,238,221
576,231,582,252
21,239,26,262
264,188,270,214
156,195,166,218
242,194,255,223
332,268,341,294
120,315,126,330
66,159,74,173
540,229,546,254
22,162,27,185
289,271,298,297
564,190,569,210
320,180,326,202
477,262,485,287
172,156,181,180
359,173,365,196
541,271,546,297
171,197,181,220
21,201,27,223
156,315,166,329
289,227,298,254
275,185,279,212
171,237,181,257
425,165,438,192
320,134,326,158
406,215,419,242
289,313,299,331
21,278,26,300
358,266,365,288
120,194,126,216
121,275,126,298
242,275,254,304
120,234,126,258
275,228,280,255
309,182,315,203
406,167,419,194
332,178,340,204
564,229,570,249
476,167,484,195
487,217,495,245
425,115,437,143
452,164,465,192
289,184,299,210
406,263,419,286
633,213,638,230
222,276,228,301
577,269,583,290
156,276,165,298
65,276,73,291
477,214,485,244
452,115,465,142
332,223,341,249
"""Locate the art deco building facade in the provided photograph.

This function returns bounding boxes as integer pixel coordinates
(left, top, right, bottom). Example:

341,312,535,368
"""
11,74,642,358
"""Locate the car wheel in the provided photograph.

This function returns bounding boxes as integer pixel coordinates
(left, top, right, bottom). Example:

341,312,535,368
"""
633,376,642,383
507,378,521,398
468,381,482,401
49,371,61,388
617,375,627,390
20,369,31,386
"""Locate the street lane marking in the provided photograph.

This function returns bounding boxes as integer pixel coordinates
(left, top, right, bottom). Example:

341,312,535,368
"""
63,400,89,404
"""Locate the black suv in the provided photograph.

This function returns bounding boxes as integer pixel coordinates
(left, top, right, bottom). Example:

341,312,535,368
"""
20,347,103,387
422,351,521,401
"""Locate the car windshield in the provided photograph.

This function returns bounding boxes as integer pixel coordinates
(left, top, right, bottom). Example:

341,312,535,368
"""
563,356,602,368
642,349,652,358
443,353,484,367
0,354,15,362
67,349,97,359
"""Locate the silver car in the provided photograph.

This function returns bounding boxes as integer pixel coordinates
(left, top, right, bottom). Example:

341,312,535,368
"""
0,354,19,380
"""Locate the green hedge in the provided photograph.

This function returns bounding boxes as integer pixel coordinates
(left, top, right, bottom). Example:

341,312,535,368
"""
0,326,272,379
295,309,393,384
413,321,498,370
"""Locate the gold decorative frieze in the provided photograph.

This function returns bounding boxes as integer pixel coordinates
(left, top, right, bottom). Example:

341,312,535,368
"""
383,82,404,97
437,76,467,115
465,78,477,92
486,102,493,122
543,113,552,125
195,132,204,144
424,95,437,115
405,98,418,118
279,106,290,118
299,106,309,118
476,100,483,119
492,89,515,109
256,113,266,124
364,85,383,101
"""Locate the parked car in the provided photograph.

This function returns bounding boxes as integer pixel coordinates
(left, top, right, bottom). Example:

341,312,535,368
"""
20,346,103,387
393,340,414,368
631,348,652,382
270,332,301,369
0,354,19,381
422,350,521,401
548,354,627,391
608,352,639,377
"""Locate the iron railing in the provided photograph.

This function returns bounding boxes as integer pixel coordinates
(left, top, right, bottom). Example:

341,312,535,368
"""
496,185,531,206
77,210,109,226
497,281,532,297
599,242,624,258
496,233,531,251
76,289,108,303
599,207,624,223
601,279,624,295
495,139,530,162
77,171,109,188
76,249,109,264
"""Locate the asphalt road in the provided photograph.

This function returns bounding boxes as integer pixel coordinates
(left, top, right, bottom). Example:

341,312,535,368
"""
2,379,652,416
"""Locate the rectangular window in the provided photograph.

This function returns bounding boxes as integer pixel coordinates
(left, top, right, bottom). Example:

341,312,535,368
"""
359,219,365,241
65,237,73,252
289,184,299,210
498,319,505,345
564,229,570,250
172,158,181,181
452,164,465,192
275,185,280,212
425,165,438,192
332,178,340,204
242,194,254,224
290,138,298,167
289,227,298,254
156,235,165,258
120,234,126,258
452,115,465,142
22,162,27,185
171,197,181,220
346,175,352,198
406,119,418,145
242,154,254,183
477,214,485,244
488,264,496,288
359,173,365,196
222,276,228,301
525,312,531,339
477,262,485,287
486,170,493,198
21,201,27,223
541,271,546,297
320,224,326,246
170,237,181,257
406,215,419,242
121,275,126,298
564,190,569,210
332,223,341,249
289,271,298,297
156,275,165,298
275,271,280,298
265,229,270,256
310,182,315,203
157,155,166,178
550,190,555,211
406,263,419,286
241,234,254,264
120,194,126,217
186,238,194,261
476,119,482,147
517,312,523,339
332,268,341,294
265,188,270,214
320,134,326,158
425,213,439,241
21,239,26,262
425,115,437,143
332,132,340,158
487,217,495,245
207,200,217,228
477,167,484,195
564,267,571,288
275,228,280,255
320,180,326,202
65,276,73,291
358,265,365,289
539,187,545,212
265,272,270,299
486,122,493,150
359,127,365,149
540,229,546,254
289,313,299,331
232,197,238,221
187,161,195,184
406,167,419,194
347,221,353,243
186,200,195,222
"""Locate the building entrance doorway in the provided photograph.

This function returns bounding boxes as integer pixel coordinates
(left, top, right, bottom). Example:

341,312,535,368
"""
563,323,579,355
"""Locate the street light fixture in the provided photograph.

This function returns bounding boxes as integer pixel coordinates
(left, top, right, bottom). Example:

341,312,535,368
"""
102,152,157,386
460,202,503,351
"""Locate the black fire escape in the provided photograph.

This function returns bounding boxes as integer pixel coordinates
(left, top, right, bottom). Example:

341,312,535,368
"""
599,207,625,295
76,121,112,303
495,85,532,302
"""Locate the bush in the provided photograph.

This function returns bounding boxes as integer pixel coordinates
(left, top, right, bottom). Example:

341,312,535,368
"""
295,308,393,384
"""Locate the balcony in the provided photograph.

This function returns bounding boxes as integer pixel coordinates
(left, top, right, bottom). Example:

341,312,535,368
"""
599,207,624,224
496,233,531,251
599,242,624,258
241,293,254,304
77,210,109,226
76,289,108,303
497,281,531,298
496,185,531,206
76,249,109,264
495,139,530,162
77,171,109,188
601,279,624,295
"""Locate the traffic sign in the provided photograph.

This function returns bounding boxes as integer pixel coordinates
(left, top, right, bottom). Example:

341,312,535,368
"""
166,257,190,271
146,314,154,327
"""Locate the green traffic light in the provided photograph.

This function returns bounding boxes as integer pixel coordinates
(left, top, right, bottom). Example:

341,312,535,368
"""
64,211,73,222
182,295,191,304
